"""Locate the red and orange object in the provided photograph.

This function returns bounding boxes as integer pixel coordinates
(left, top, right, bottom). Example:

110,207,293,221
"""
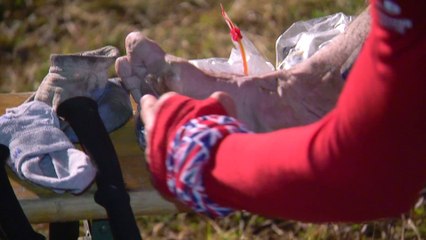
221,4,248,75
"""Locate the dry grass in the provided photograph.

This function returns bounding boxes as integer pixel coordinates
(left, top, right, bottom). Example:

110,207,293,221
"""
2,0,426,239
1,0,366,92
135,207,426,240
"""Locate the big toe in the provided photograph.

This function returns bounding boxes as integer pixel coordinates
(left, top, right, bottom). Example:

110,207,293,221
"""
115,56,132,78
125,31,168,76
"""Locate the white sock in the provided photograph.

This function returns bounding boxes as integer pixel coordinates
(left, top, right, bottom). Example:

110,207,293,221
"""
0,101,96,194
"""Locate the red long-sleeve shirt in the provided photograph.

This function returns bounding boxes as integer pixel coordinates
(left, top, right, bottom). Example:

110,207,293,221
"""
148,0,426,222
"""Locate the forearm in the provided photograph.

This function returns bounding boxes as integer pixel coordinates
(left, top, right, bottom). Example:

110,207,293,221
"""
204,0,426,222
147,0,426,222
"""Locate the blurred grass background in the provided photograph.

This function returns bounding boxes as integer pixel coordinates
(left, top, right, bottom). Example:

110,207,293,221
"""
2,0,426,239
1,0,367,92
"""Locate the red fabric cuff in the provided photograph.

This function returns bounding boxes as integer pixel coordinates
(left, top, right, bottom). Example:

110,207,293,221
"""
148,94,228,198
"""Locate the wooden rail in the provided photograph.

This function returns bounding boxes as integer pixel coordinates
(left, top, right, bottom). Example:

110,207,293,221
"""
0,93,178,223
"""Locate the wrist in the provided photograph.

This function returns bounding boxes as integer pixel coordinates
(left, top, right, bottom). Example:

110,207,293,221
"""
147,94,229,199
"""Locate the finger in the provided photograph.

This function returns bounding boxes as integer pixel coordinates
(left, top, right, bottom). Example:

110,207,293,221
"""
140,94,159,164
140,94,158,128
209,91,237,118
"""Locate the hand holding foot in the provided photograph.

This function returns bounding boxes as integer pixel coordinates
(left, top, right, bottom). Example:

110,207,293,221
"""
117,13,369,131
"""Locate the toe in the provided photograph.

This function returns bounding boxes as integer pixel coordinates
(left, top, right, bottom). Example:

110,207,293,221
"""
115,55,144,101
115,56,132,78
125,31,168,75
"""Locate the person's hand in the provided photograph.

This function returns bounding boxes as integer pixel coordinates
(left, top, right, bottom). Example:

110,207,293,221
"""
139,91,237,165
139,91,237,210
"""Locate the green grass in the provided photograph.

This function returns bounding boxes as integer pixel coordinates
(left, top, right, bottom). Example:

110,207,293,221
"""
3,0,426,239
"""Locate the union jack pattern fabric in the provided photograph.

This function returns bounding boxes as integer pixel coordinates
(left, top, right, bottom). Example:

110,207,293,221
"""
166,115,252,217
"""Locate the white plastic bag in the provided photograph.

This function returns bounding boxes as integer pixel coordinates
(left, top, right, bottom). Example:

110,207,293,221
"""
189,11,353,75
189,32,274,76
276,12,353,70
190,5,274,76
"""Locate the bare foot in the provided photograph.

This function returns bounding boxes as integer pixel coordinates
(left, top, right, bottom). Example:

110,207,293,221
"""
115,33,285,131
115,10,369,132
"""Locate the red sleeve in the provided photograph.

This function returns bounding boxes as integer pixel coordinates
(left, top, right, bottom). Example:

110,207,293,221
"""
148,96,228,199
149,0,426,222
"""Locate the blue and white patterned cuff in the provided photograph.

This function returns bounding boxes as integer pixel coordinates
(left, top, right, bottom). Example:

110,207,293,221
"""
166,115,252,217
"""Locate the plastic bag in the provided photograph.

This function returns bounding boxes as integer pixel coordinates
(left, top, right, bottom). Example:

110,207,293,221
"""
189,11,353,75
276,12,353,70
189,5,274,76
189,32,275,76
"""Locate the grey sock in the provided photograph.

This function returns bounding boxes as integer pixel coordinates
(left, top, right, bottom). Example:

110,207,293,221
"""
34,46,120,110
0,101,96,194
61,78,132,143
